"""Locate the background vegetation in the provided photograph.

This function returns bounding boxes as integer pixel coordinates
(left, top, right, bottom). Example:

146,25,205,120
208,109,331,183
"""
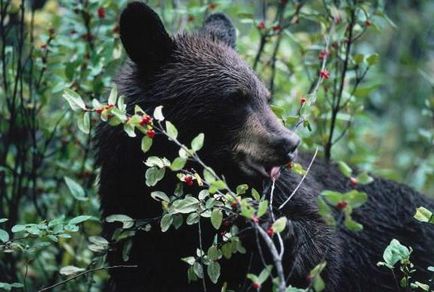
0,0,432,291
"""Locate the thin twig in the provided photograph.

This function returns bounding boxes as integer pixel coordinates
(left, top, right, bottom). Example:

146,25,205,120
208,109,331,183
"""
38,265,138,292
278,147,318,210
197,219,207,292
255,224,286,292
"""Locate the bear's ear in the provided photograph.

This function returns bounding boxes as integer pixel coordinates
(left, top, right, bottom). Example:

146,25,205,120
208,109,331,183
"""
201,13,236,48
120,2,173,71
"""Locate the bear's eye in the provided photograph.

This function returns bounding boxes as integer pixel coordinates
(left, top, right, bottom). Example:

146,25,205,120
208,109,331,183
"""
226,89,249,104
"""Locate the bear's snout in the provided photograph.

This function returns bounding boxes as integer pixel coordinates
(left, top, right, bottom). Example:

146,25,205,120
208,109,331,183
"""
273,133,301,163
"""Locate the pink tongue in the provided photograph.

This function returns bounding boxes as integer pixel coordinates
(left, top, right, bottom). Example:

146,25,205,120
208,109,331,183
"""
269,166,281,180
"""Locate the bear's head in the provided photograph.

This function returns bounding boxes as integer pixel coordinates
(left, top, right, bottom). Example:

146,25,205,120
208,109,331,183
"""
119,2,300,183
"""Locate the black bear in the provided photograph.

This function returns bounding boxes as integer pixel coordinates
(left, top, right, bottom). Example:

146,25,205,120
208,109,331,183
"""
96,2,434,291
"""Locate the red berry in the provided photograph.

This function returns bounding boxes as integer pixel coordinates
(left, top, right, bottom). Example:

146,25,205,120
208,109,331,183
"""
300,97,307,105
139,115,152,126
319,69,330,79
257,21,265,30
350,177,358,187
184,175,194,186
97,7,105,19
365,20,372,27
334,15,341,24
40,44,47,49
336,201,348,210
272,24,282,32
266,226,274,237
95,108,103,114
146,129,156,139
319,50,329,60
252,282,261,289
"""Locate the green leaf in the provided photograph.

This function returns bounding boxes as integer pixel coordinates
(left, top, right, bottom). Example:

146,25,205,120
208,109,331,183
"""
198,190,209,200
172,214,183,229
240,199,255,219
366,53,379,65
172,197,200,214
411,281,430,291
193,262,204,279
291,163,306,176
258,266,272,284
321,190,343,205
60,265,85,276
317,197,336,225
0,218,7,224
123,123,136,137
108,85,118,105
257,200,268,218
106,214,134,229
345,190,368,208
182,256,196,265
141,136,153,153
221,243,232,259
207,245,221,261
77,112,90,134
203,169,216,183
170,157,187,171
153,105,164,121
353,53,364,64
63,89,86,111
344,217,363,232
186,213,200,225
160,214,173,232
0,229,9,243
337,161,352,177
251,188,261,201
145,167,166,187
69,215,92,225
64,176,87,201
89,236,109,247
210,209,223,230
191,133,204,152
246,273,259,284
380,239,411,269
207,262,221,284
11,225,26,233
414,207,434,224
272,217,287,233
165,121,178,140
145,156,170,168
209,180,226,194
0,282,24,291
356,172,374,185
236,184,248,195
150,191,170,202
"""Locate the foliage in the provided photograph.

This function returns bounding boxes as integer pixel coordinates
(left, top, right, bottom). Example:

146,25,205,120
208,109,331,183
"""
0,0,433,291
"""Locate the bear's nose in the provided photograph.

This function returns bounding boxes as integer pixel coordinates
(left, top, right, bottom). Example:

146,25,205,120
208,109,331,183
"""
277,134,300,161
